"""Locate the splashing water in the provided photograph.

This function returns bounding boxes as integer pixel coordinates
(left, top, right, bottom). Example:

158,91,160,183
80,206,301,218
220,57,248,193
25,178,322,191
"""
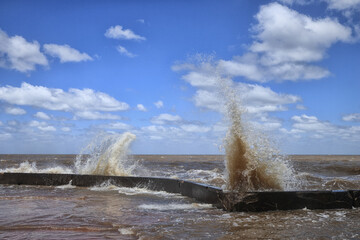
0,161,73,174
221,80,295,192
74,132,138,176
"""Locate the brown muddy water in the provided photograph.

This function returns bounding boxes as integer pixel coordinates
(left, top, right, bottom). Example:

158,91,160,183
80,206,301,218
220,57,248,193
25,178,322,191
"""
1,154,360,239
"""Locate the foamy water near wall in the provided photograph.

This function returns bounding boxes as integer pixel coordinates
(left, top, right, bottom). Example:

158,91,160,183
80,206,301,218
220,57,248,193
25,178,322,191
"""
0,132,139,177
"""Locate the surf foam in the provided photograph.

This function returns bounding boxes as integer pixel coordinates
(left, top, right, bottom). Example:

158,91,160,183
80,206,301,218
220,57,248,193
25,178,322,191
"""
0,161,73,174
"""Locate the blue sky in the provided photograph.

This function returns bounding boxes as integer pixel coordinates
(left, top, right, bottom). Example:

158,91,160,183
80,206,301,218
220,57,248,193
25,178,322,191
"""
0,0,359,154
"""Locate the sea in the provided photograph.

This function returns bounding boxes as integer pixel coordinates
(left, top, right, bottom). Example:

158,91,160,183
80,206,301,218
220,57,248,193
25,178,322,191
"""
1,154,360,239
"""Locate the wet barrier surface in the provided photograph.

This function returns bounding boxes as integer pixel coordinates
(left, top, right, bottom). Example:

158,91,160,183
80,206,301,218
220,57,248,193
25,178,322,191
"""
1,172,359,212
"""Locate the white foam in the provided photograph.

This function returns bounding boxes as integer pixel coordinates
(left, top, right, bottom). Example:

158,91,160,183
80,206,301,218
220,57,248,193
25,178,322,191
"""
117,187,182,198
118,228,134,235
89,181,182,198
0,161,73,174
138,203,213,210
56,180,76,189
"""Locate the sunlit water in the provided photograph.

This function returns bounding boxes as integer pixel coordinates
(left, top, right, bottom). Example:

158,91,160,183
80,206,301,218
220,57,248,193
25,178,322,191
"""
1,154,360,239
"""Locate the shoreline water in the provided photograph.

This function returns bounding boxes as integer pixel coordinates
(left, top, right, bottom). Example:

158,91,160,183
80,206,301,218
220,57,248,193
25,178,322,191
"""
1,154,360,239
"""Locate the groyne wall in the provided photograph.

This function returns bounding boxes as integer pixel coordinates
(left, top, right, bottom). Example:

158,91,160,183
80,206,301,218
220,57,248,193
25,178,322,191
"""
1,172,359,212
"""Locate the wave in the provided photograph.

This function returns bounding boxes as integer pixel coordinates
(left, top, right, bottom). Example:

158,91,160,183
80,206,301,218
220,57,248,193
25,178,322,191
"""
0,161,73,174
89,180,183,198
221,80,296,192
74,132,139,176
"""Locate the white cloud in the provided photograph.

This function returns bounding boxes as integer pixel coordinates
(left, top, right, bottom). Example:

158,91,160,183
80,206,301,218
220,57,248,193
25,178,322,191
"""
0,133,11,140
105,25,146,41
137,19,145,24
179,62,220,88
278,0,313,5
61,127,71,132
174,61,301,114
343,113,360,122
103,122,132,130
282,114,360,144
296,104,307,110
212,3,355,82
219,54,330,82
238,83,300,110
43,44,93,63
140,125,185,140
218,54,264,82
151,113,182,125
0,82,129,117
180,124,211,133
174,3,353,83
252,3,352,65
137,104,147,112
193,89,223,111
219,2,351,82
74,111,120,120
280,0,360,11
116,45,136,58
29,120,56,132
325,0,360,10
154,100,164,109
8,120,18,126
291,114,334,132
5,107,26,115
34,111,51,120
0,29,48,72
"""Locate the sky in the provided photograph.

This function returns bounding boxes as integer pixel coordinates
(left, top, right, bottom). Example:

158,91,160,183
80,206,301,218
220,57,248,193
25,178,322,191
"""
0,0,359,154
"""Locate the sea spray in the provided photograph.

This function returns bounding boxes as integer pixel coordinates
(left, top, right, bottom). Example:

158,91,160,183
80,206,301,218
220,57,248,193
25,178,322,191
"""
221,80,295,192
74,132,139,176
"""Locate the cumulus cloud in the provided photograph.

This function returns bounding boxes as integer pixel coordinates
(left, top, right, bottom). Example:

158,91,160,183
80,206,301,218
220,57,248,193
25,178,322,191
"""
180,124,211,133
174,2,353,84
251,3,352,65
154,100,164,109
74,111,121,120
278,0,313,5
343,113,360,122
137,104,147,112
0,82,129,118
280,0,360,11
140,125,183,141
237,82,301,114
0,29,48,72
43,44,93,63
218,54,330,82
325,0,360,11
173,61,301,114
5,107,26,115
61,127,71,132
282,114,360,143
214,3,353,82
102,122,132,130
151,113,182,125
116,45,136,58
105,25,146,41
29,120,56,132
291,114,334,132
34,111,51,120
137,19,145,24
